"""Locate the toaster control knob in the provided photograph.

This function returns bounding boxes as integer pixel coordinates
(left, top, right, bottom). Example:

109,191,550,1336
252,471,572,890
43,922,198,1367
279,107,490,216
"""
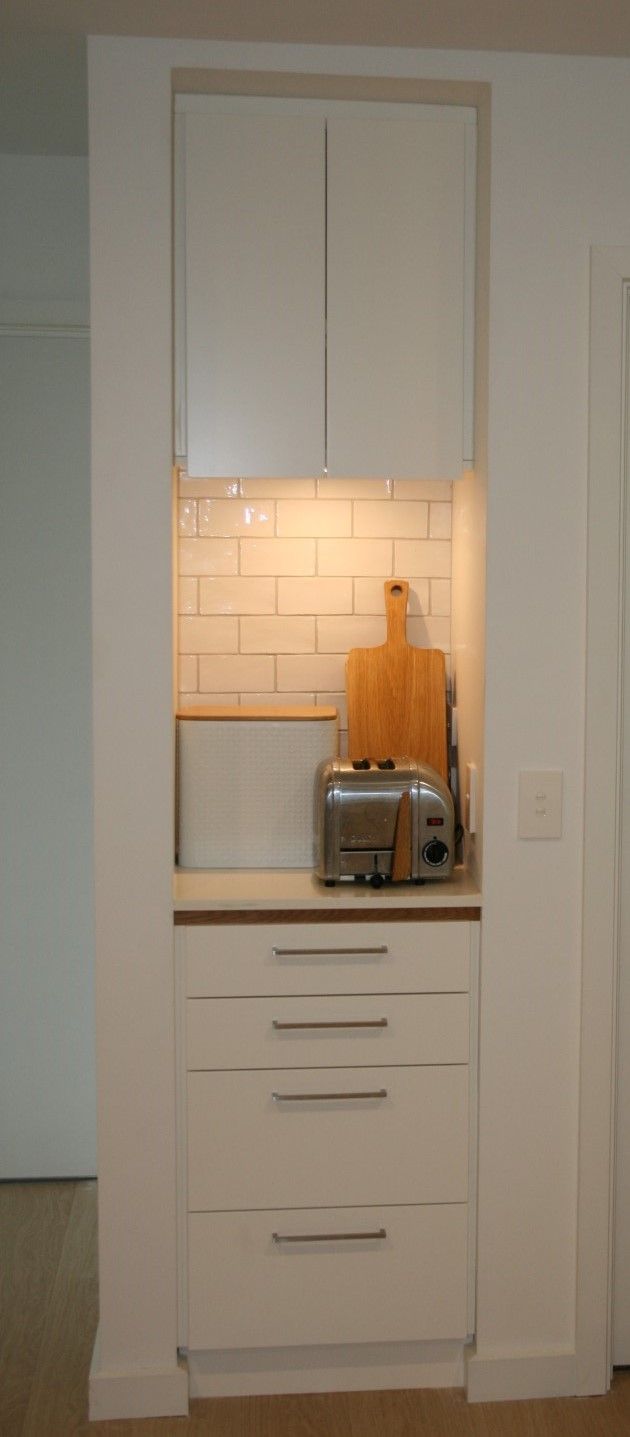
422,838,449,868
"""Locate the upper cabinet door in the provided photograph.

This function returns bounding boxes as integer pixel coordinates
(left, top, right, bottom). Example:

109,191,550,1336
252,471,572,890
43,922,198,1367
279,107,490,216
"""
184,111,325,478
326,116,467,480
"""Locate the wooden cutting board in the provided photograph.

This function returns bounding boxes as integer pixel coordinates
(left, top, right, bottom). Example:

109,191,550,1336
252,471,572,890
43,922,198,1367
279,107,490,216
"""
346,578,448,780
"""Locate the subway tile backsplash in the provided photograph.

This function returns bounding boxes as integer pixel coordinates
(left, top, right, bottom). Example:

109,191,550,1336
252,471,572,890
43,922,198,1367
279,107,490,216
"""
177,475,452,746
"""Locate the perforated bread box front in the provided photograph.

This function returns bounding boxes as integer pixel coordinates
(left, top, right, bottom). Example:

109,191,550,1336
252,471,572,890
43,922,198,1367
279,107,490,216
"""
176,705,339,869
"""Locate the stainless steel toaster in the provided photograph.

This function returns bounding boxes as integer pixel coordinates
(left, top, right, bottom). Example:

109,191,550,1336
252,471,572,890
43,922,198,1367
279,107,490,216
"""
314,756,455,886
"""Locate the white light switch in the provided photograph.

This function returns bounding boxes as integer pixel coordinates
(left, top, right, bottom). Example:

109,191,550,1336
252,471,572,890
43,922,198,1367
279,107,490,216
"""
517,769,563,839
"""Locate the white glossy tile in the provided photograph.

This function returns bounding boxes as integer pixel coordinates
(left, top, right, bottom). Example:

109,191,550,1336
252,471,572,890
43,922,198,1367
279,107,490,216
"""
278,577,352,614
317,615,386,652
198,500,274,537
241,479,316,498
178,692,238,707
178,577,198,615
430,579,451,616
354,500,428,539
178,655,198,693
277,654,346,691
179,477,241,498
354,577,430,616
244,691,316,706
240,538,316,576
318,478,391,498
429,502,452,539
240,616,316,653
276,499,351,538
199,576,275,615
178,498,197,536
179,538,238,576
178,616,238,654
406,616,452,652
198,654,275,692
393,480,453,501
394,540,451,578
338,728,349,758
318,538,392,577
317,691,347,727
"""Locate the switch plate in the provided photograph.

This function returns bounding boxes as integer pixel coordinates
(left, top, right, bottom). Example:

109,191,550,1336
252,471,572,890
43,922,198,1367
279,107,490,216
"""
517,769,563,839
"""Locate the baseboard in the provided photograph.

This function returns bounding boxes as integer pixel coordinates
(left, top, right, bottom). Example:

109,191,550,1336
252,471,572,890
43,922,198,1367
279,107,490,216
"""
88,1327,189,1420
188,1339,466,1398
466,1345,577,1402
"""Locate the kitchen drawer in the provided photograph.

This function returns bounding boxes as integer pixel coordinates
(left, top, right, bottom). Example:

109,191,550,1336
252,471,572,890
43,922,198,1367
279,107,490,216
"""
187,1065,468,1211
185,921,470,997
187,992,470,1070
187,1203,469,1349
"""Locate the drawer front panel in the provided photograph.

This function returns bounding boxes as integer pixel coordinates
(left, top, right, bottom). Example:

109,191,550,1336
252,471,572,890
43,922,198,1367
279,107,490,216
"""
187,992,470,1070
188,1203,468,1349
185,921,470,997
187,1065,468,1211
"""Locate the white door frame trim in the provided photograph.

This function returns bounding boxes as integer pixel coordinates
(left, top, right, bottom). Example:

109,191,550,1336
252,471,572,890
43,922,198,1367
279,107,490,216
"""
578,246,630,1393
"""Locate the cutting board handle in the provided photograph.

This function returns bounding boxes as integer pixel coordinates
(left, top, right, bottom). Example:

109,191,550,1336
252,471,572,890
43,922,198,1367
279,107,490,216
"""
384,578,410,646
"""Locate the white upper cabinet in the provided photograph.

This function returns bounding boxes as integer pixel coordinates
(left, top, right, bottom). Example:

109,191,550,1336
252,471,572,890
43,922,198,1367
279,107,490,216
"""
327,116,467,480
182,110,325,478
176,99,475,480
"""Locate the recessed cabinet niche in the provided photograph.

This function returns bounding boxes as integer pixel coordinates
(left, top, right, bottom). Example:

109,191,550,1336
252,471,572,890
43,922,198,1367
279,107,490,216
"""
174,96,476,480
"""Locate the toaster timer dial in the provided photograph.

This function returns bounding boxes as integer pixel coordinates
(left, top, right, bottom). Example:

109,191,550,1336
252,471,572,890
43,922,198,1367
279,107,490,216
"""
422,838,450,868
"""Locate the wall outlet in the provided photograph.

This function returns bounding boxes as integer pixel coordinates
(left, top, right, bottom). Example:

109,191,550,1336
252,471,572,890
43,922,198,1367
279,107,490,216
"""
517,769,563,839
465,762,477,834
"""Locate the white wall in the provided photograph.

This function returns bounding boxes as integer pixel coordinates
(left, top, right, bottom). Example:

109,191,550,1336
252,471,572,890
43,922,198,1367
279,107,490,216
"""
89,36,630,1412
0,154,95,1178
0,154,89,325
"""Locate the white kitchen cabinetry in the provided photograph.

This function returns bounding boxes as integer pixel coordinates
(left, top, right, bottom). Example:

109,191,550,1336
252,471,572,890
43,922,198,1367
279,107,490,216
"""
326,116,468,479
187,1205,469,1351
176,917,478,1378
176,98,475,479
181,110,325,479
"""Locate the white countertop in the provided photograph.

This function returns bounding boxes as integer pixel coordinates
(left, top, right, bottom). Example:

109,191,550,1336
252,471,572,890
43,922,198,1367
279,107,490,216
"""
173,865,481,911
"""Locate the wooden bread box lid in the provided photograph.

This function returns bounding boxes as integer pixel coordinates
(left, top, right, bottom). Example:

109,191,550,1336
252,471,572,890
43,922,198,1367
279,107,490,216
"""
177,705,338,722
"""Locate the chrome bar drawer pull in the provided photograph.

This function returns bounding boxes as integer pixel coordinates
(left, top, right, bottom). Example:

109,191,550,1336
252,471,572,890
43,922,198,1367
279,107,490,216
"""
272,1088,388,1102
271,945,388,958
273,1228,387,1244
272,1018,388,1032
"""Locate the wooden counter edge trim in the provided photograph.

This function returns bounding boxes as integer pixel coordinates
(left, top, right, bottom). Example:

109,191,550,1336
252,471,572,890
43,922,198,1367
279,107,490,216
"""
174,906,481,925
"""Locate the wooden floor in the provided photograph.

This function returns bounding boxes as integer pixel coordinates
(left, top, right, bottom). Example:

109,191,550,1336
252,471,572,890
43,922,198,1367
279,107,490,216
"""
3,1181,630,1436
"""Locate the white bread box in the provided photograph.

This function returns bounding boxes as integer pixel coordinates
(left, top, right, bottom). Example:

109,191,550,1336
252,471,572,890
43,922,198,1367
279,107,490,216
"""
176,706,338,869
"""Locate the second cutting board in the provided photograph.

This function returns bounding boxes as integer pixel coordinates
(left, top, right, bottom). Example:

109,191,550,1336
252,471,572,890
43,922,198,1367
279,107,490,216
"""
346,579,448,780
